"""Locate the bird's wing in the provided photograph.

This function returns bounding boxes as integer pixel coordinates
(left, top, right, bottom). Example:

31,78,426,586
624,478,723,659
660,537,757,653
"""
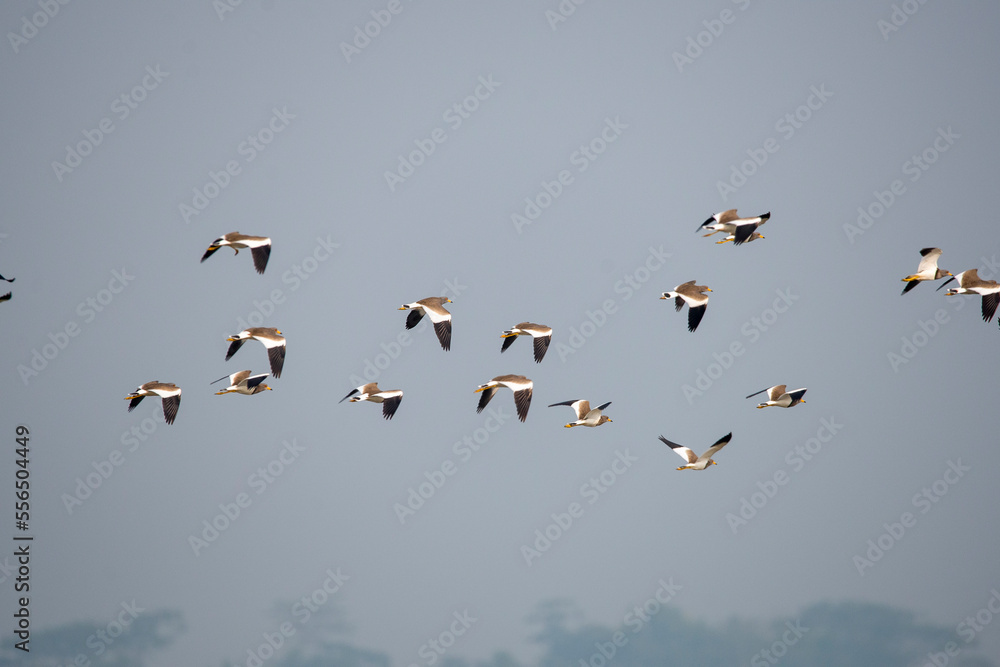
476,386,498,414
225,338,246,361
201,246,220,263
936,276,957,291
768,385,787,401
982,293,999,322
500,335,518,353
433,320,452,351
161,395,180,425
716,209,739,224
381,391,403,420
658,435,698,464
732,222,756,245
230,370,252,386
916,247,942,274
405,309,424,330
512,387,532,422
687,304,706,332
698,433,733,463
533,334,551,363
245,373,269,389
266,345,285,378
251,244,271,274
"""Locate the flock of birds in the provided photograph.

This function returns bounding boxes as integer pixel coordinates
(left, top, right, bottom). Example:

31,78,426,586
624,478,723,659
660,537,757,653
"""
118,216,999,470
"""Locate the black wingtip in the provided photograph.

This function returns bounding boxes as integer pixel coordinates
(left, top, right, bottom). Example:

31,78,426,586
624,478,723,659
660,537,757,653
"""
936,276,956,291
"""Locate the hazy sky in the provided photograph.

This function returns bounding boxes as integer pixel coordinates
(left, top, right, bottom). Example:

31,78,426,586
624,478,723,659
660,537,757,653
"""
3,1,1000,665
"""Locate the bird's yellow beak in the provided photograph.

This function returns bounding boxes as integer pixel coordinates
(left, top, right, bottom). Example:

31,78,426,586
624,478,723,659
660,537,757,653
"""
265,386,273,391
226,337,237,341
207,245,219,251
398,306,407,310
446,298,453,303
607,418,613,423
474,386,486,393
706,288,713,292
275,330,282,335
659,295,667,299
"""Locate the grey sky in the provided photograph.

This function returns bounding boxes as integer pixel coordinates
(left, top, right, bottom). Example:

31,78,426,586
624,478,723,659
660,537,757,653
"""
3,1,1000,665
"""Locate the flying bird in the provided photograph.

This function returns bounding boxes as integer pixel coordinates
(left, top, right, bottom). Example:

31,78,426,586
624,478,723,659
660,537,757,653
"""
901,248,952,295
501,322,553,363
697,209,770,245
201,232,272,274
474,374,532,422
746,385,807,408
661,281,712,332
938,269,1000,322
339,383,403,420
660,432,733,470
225,328,285,378
211,370,272,395
548,399,612,428
399,297,453,350
125,381,181,425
